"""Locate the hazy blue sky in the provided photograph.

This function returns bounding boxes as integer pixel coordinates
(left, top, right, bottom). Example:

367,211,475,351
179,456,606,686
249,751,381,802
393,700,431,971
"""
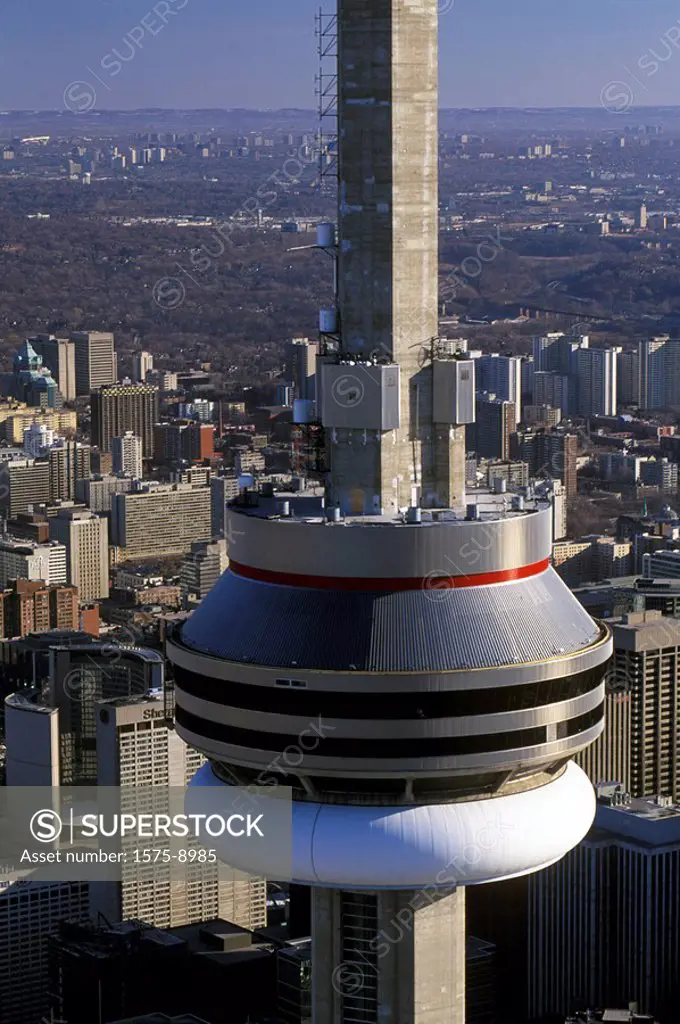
3,0,680,109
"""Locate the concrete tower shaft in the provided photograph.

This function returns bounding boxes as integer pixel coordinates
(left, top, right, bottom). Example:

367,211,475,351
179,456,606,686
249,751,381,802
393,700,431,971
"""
338,0,439,359
328,0,467,514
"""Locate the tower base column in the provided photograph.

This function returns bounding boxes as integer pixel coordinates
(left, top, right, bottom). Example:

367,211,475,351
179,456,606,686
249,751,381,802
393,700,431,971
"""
312,886,465,1024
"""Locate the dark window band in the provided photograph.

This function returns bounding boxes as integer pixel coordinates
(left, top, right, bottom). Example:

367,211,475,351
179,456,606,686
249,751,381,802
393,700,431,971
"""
557,703,603,740
175,706,559,759
174,663,606,721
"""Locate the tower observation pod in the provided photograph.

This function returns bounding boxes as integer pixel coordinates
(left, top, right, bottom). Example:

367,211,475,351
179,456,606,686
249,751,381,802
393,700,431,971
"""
167,2,612,1021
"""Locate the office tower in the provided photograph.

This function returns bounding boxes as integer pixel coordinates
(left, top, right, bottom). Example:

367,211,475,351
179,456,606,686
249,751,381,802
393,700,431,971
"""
166,4,612,1020
111,484,211,559
71,330,116,394
180,539,228,604
30,335,77,401
48,440,91,501
607,611,680,801
528,785,680,1019
49,507,110,601
10,339,62,408
211,474,240,538
475,353,522,423
0,537,67,588
473,393,516,460
5,638,164,786
0,459,50,516
638,203,648,230
0,579,78,638
533,370,570,414
112,431,143,479
0,880,90,1024
154,422,215,465
512,428,579,498
576,347,617,417
91,383,159,456
23,421,54,456
76,472,133,512
617,349,640,406
132,349,154,383
95,693,266,930
286,337,319,402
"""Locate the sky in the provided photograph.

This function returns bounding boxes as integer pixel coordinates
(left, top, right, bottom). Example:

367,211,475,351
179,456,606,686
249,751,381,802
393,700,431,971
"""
3,0,680,110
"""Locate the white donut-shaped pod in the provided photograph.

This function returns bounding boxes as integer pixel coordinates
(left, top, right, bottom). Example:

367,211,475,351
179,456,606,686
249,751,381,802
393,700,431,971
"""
188,760,595,889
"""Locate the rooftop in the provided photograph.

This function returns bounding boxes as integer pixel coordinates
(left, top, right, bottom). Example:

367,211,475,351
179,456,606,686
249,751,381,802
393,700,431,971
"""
233,486,547,526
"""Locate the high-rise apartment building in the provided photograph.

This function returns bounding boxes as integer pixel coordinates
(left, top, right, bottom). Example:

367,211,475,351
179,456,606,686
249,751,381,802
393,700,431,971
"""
475,353,522,423
210,474,240,538
145,368,178,393
285,337,319,402
70,330,117,395
112,431,143,479
48,440,91,501
533,332,587,377
30,335,77,401
0,579,78,639
111,484,211,559
154,421,215,465
576,347,617,417
0,537,67,588
533,371,570,415
23,421,54,457
95,694,266,931
511,429,579,498
2,407,77,445
473,393,516,461
76,473,133,513
91,384,159,456
617,349,640,406
609,610,680,801
132,349,154,383
528,786,680,1019
49,507,110,601
639,337,671,410
180,539,228,604
0,459,50,517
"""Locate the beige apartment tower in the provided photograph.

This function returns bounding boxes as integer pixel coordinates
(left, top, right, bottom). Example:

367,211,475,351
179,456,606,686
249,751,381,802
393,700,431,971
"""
49,507,109,602
111,484,211,559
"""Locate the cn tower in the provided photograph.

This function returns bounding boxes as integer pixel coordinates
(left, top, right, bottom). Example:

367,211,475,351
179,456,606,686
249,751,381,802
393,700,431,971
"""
167,2,612,1021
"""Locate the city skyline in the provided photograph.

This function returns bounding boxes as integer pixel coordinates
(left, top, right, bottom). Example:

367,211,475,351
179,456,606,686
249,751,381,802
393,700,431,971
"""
4,0,680,110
